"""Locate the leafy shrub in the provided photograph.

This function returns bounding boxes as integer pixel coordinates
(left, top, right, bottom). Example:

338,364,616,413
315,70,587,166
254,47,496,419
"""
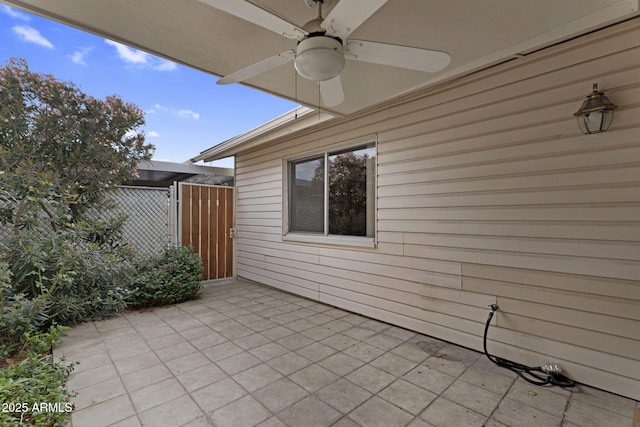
0,57,150,426
7,225,133,327
128,245,203,307
1,261,48,358
0,292,48,358
0,58,152,331
0,327,76,427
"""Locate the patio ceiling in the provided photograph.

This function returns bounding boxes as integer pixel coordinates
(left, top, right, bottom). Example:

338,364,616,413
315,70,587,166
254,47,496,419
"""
2,0,639,116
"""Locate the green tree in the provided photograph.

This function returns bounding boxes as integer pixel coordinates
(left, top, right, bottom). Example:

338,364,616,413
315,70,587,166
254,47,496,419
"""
0,58,154,329
328,151,368,236
0,57,154,229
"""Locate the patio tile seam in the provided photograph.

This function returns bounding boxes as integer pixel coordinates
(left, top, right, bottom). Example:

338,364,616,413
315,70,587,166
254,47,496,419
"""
217,350,304,378
316,375,385,411
102,317,222,417
405,355,490,425
123,367,202,417
316,378,419,427
67,281,640,427
70,387,142,427
247,353,369,415
466,377,515,426
118,387,143,427
65,327,128,392
68,371,128,413
558,391,575,426
155,310,208,333
220,388,292,424
503,377,575,419
420,395,490,426
476,367,519,424
185,377,243,422
481,374,581,426
63,320,142,426
267,344,428,422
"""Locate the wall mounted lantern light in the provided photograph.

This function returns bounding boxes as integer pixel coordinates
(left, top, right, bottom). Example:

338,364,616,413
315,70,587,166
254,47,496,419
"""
573,83,617,134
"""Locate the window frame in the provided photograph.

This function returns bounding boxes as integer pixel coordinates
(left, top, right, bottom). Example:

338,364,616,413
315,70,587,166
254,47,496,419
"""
282,136,378,248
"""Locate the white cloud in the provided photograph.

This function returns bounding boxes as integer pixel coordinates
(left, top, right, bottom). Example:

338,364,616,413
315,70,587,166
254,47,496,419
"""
1,5,31,21
155,60,177,71
150,104,200,120
12,25,54,49
148,131,160,138
105,39,177,71
105,40,149,65
68,47,93,66
178,109,200,120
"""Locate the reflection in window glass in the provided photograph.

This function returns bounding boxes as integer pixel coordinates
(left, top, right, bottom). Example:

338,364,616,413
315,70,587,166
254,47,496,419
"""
288,143,375,238
289,156,324,233
328,145,375,237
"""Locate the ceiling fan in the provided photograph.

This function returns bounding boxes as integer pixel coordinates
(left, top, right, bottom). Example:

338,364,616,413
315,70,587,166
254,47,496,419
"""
199,0,451,107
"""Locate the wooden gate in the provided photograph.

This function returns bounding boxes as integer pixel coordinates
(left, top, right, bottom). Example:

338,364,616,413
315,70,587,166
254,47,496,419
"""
179,183,233,280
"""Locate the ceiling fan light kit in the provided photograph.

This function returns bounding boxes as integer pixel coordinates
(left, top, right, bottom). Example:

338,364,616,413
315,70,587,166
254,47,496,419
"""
202,0,451,106
294,36,345,81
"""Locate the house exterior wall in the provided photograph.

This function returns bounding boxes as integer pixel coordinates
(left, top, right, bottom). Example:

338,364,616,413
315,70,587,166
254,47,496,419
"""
232,19,640,399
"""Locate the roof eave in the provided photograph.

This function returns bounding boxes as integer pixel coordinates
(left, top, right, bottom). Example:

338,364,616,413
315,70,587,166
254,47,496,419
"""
190,106,336,163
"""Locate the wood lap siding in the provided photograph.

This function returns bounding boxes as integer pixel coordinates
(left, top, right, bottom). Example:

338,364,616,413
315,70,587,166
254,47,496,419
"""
234,20,640,399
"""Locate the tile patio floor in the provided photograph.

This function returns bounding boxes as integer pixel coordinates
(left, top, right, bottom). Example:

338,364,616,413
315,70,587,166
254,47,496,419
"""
54,279,639,427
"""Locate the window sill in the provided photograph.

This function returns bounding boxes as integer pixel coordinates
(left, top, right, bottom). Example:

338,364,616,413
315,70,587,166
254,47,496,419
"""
282,233,377,249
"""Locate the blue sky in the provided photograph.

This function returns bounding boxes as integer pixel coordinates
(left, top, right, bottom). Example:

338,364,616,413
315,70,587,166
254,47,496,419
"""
0,4,298,165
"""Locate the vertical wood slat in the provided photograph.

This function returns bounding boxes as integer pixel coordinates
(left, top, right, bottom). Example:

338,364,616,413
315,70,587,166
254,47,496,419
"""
180,184,191,247
179,184,233,281
200,186,210,280
217,188,226,277
225,188,233,277
209,187,219,280
207,187,218,278
190,186,200,258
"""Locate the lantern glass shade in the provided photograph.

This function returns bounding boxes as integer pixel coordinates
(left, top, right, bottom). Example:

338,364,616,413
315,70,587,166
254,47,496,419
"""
574,83,617,134
576,109,615,134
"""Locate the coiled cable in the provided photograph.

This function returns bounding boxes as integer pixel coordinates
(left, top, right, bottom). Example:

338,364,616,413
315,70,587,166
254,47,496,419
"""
483,304,576,388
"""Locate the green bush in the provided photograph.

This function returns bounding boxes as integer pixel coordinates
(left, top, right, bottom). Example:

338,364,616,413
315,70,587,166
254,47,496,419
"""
127,245,203,307
0,292,48,358
0,327,76,427
0,57,151,426
1,261,48,358
7,225,133,327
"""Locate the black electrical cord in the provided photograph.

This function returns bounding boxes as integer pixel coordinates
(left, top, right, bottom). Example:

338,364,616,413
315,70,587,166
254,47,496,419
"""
483,304,576,388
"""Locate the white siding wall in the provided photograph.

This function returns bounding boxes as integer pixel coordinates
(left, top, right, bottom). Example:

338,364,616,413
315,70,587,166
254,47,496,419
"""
233,20,640,399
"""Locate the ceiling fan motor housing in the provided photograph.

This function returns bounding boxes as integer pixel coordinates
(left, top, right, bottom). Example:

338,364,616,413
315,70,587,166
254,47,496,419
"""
294,36,345,81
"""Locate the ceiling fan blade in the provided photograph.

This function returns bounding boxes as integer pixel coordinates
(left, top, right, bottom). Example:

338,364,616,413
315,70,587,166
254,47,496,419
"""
320,75,345,107
321,0,388,40
217,50,296,85
346,40,451,73
199,0,306,40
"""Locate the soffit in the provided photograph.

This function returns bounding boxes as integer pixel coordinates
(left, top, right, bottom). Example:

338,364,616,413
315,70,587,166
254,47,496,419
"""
2,0,638,116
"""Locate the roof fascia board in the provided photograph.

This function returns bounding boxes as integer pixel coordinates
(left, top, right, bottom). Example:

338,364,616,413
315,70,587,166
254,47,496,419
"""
190,106,335,162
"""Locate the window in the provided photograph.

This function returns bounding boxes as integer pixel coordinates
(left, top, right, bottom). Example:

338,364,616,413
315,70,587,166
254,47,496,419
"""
288,142,376,239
